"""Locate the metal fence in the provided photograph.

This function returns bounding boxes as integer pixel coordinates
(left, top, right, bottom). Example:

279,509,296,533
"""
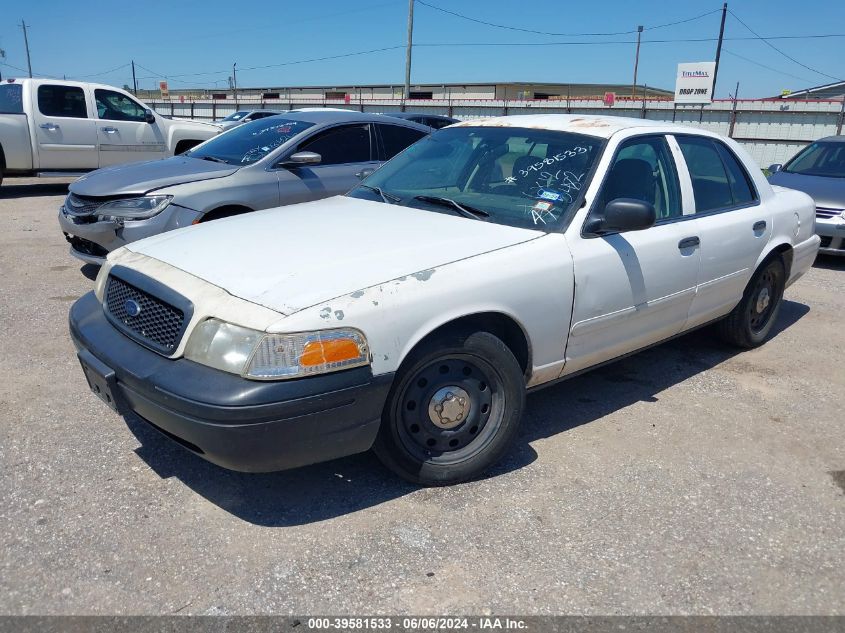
150,97,845,167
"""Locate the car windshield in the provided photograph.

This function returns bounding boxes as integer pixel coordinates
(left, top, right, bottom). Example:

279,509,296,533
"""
347,126,603,230
221,111,250,122
187,117,315,164
784,141,845,178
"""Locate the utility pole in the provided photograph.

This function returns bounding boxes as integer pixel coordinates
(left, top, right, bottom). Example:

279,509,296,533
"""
631,25,643,103
712,2,728,98
20,20,33,77
131,60,137,95
232,62,237,100
403,0,414,103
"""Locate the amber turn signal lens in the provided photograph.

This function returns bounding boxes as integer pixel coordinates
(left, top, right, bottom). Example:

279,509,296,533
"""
300,338,361,366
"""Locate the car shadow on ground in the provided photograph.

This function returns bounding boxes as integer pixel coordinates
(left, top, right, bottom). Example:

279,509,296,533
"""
125,300,810,527
813,254,845,271
0,181,71,199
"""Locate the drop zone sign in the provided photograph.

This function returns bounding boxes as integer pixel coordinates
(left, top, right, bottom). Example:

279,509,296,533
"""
674,62,716,104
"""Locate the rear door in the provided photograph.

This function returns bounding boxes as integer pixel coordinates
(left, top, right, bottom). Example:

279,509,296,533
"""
31,82,98,169
673,135,770,328
281,123,380,199
94,88,166,167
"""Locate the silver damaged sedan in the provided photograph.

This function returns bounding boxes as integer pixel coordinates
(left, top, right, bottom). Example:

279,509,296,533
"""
58,110,430,264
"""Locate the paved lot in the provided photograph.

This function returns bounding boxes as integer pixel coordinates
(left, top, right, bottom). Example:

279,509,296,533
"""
1,178,843,616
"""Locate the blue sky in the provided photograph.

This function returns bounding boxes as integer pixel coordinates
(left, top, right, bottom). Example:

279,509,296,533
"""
0,0,842,99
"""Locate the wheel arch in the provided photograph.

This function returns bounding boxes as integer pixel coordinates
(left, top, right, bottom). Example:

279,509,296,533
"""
199,204,254,222
756,241,793,278
397,311,533,381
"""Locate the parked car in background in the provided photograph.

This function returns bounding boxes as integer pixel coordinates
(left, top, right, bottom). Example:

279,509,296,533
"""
216,109,286,132
0,78,220,187
70,115,819,485
768,136,845,256
385,112,458,129
58,110,430,264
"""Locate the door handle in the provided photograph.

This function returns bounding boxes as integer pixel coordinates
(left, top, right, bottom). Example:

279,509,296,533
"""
39,123,60,131
753,220,767,232
678,236,700,250
102,126,118,133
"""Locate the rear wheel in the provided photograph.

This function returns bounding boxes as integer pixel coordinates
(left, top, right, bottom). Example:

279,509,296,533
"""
374,330,525,486
717,257,786,348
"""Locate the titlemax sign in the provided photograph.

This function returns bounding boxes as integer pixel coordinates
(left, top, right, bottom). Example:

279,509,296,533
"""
675,62,716,104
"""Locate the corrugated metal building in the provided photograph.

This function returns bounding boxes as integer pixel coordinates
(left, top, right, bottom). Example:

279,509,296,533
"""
778,81,845,100
159,82,673,101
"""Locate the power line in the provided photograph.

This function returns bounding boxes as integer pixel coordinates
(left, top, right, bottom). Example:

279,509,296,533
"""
134,46,405,80
411,34,845,47
416,1,721,37
728,9,842,82
75,62,131,78
722,48,815,85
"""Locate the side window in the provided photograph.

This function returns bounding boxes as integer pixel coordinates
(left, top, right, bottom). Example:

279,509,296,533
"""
378,124,427,160
37,85,88,118
596,136,682,221
94,89,147,122
298,124,371,165
676,136,749,213
714,142,757,206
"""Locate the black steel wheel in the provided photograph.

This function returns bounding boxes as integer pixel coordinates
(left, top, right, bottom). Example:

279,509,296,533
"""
374,329,525,486
718,256,786,348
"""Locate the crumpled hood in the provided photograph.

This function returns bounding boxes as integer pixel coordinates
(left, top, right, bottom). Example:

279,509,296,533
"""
70,156,239,197
126,196,543,315
769,171,845,209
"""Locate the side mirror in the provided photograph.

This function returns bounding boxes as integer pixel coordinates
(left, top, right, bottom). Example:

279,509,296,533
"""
144,109,156,124
768,163,783,173
585,198,657,235
278,151,321,168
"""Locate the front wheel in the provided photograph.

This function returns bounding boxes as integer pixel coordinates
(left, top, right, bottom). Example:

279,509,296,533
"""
718,256,786,348
374,330,525,486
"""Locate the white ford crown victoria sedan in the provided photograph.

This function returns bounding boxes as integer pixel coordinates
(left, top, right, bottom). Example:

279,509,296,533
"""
70,115,820,486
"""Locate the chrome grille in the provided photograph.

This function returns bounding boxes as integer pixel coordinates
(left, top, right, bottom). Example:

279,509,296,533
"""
65,193,106,217
105,276,186,354
816,207,843,219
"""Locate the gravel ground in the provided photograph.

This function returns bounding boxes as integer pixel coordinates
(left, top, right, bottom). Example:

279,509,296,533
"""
0,178,843,616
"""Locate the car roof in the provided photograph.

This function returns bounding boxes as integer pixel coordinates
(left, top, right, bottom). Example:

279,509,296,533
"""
452,114,700,139
815,135,845,143
265,109,431,128
388,112,455,120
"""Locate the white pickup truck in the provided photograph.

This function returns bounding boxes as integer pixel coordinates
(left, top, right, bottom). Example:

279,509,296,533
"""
0,78,220,186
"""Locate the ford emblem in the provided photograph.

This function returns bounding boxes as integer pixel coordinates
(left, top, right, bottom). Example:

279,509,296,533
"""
124,299,142,318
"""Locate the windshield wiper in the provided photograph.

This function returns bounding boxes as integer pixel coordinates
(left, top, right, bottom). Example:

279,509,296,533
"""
198,155,229,164
360,184,401,204
413,195,490,220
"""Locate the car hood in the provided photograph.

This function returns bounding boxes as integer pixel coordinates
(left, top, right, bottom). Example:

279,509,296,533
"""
768,171,845,209
70,156,240,197
125,196,544,316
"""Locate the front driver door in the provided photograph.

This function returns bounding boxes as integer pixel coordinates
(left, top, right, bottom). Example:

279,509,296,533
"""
563,134,701,375
277,123,380,201
94,88,166,167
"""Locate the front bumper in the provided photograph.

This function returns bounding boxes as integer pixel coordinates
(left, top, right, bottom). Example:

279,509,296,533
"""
816,216,845,256
57,203,202,265
69,291,393,472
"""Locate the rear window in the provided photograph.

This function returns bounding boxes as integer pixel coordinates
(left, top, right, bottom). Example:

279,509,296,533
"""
0,84,24,114
37,84,88,118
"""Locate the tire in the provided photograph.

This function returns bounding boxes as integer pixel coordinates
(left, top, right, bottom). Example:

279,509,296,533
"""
717,256,786,348
373,330,525,486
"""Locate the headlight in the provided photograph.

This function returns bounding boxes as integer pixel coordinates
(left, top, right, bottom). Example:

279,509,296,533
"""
97,195,172,220
183,319,370,380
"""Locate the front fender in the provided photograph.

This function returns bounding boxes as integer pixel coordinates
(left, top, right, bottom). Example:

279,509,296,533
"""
270,234,574,387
